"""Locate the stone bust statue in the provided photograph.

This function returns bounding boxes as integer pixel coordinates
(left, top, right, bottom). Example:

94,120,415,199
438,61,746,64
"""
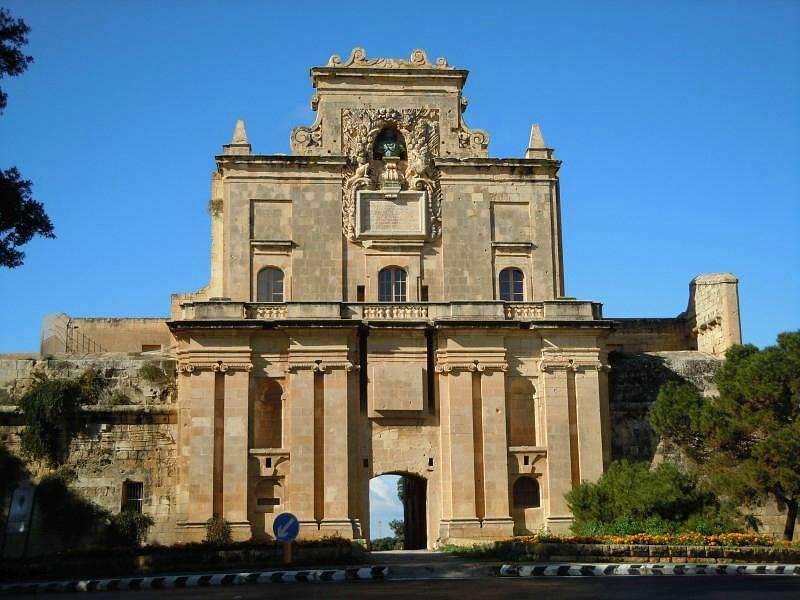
374,128,406,159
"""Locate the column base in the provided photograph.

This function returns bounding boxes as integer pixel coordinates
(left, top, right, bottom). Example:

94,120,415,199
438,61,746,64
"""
227,520,253,542
319,518,357,539
438,517,513,545
545,515,574,534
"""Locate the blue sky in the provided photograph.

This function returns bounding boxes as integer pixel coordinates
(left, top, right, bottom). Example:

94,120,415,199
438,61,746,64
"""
1,1,799,530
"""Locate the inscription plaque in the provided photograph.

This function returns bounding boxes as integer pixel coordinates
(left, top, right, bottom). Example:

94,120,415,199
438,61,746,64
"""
356,190,427,238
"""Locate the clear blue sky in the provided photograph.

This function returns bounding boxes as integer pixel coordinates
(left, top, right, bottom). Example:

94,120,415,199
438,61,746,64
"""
2,0,798,356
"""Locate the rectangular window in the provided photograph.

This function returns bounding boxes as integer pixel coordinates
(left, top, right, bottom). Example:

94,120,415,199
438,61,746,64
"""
122,481,144,513
141,344,161,352
420,285,429,302
356,285,365,302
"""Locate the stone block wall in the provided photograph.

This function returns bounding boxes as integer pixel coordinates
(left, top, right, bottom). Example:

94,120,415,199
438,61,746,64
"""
0,354,178,554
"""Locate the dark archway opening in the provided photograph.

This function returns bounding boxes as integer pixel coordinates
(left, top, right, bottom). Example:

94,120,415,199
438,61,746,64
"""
399,475,427,550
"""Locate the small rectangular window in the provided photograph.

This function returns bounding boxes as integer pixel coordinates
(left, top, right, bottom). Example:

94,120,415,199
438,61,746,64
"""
356,285,365,302
141,344,161,352
420,286,429,302
122,481,144,513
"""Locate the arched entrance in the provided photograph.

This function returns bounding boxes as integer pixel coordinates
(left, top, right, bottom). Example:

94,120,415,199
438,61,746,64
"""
369,472,427,550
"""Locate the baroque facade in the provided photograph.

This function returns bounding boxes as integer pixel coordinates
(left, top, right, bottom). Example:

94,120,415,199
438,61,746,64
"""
3,49,744,550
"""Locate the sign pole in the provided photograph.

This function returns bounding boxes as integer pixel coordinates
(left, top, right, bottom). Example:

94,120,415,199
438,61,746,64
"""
283,540,293,565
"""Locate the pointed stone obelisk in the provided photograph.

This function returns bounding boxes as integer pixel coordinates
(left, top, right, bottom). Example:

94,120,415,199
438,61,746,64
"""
525,123,551,159
222,119,252,155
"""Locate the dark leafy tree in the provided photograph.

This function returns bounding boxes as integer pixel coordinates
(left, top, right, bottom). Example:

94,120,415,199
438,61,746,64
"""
0,7,33,114
650,331,800,540
0,8,53,267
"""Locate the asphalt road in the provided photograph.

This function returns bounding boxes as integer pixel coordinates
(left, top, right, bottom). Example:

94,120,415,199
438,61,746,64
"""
6,577,797,599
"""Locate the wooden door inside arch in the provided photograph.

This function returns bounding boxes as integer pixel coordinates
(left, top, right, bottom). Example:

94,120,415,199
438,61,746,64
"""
400,474,427,550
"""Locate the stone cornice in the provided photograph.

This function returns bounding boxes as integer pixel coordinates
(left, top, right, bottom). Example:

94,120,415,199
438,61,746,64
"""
538,349,608,373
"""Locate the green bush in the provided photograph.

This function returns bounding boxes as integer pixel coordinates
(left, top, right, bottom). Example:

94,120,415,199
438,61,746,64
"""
138,362,169,386
370,536,403,551
107,510,154,547
77,367,106,404
566,460,740,536
204,516,232,545
18,376,84,464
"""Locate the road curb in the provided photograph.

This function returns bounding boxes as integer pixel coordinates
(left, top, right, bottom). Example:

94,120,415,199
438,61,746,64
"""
499,563,800,577
0,566,389,594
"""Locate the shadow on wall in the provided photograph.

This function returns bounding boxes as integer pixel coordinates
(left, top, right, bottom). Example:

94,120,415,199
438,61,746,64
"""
608,352,690,465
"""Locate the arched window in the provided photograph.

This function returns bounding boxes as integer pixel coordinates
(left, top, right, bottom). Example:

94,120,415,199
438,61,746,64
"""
257,267,284,302
513,476,541,508
499,268,524,301
378,267,407,302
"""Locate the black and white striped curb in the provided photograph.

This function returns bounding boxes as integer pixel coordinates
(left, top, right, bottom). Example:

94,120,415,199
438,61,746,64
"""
0,566,389,594
500,563,800,577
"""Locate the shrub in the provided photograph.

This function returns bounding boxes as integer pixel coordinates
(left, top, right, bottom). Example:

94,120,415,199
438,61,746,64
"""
138,362,169,386
77,367,106,404
204,516,232,545
567,460,740,535
370,536,403,551
18,375,84,464
106,389,131,406
107,510,154,547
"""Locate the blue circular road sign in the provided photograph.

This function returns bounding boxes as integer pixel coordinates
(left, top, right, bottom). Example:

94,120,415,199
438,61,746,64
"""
273,512,300,542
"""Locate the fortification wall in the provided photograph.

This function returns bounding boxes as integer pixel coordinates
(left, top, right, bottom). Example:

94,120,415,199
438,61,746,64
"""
609,350,794,539
41,315,173,355
0,355,178,554
606,273,742,357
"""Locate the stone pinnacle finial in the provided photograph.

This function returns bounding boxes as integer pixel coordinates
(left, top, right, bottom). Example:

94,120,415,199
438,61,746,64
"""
528,124,545,149
525,123,551,159
223,119,251,155
231,119,249,144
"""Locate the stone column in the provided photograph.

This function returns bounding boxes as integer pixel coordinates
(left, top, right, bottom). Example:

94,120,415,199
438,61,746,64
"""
437,367,480,540
222,365,252,540
574,365,605,484
539,363,574,533
479,367,514,537
285,365,317,532
185,369,216,531
319,365,355,538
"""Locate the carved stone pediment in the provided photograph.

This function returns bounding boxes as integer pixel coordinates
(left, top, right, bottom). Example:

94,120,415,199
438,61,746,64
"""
328,47,451,70
342,107,442,242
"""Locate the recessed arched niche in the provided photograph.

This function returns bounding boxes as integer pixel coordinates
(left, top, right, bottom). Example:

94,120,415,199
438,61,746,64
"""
372,126,407,160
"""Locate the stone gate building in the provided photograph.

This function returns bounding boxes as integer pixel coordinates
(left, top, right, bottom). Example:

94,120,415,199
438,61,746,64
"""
2,49,744,549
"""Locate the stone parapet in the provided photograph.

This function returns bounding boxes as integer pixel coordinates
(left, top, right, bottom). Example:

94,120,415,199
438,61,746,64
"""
176,300,603,324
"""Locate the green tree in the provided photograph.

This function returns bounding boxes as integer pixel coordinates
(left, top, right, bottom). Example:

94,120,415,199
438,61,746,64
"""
0,8,54,267
650,331,800,540
388,518,404,540
566,460,736,535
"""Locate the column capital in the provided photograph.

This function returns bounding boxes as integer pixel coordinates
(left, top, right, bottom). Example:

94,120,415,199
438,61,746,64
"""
286,360,357,373
435,360,508,375
178,360,253,375
538,349,607,374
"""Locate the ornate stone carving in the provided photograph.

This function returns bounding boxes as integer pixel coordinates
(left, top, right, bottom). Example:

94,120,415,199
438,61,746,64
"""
327,47,450,70
341,107,442,241
286,360,356,373
457,121,490,152
289,116,323,155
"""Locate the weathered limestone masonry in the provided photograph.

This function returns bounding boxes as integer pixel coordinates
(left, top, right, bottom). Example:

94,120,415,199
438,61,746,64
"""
1,49,749,548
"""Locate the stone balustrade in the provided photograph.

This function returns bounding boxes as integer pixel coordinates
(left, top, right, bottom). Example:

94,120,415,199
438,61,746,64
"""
178,300,603,322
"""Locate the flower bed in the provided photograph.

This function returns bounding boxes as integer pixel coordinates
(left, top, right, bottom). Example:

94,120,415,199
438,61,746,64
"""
444,533,800,564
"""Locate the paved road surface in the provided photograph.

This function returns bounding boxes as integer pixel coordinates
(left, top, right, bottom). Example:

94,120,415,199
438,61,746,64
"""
5,577,796,599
